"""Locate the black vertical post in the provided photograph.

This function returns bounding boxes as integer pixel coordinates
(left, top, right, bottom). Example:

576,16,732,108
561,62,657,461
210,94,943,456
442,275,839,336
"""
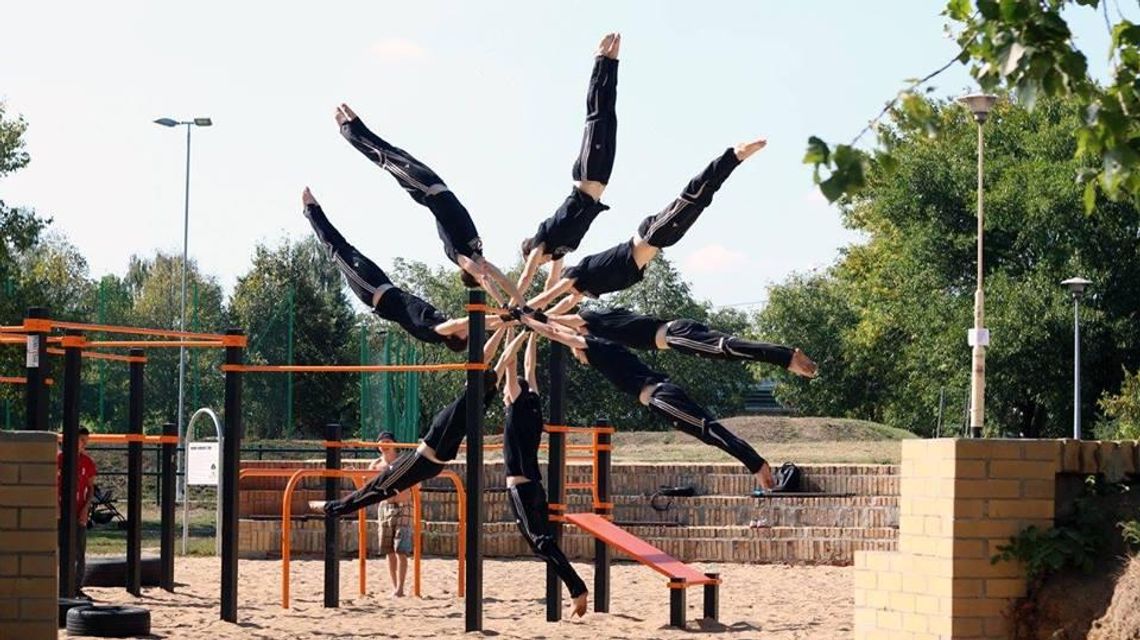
593,418,612,613
160,421,177,591
702,573,719,622
669,579,687,628
464,289,485,633
154,447,162,506
221,329,244,622
545,343,566,622
58,326,80,598
126,349,145,595
324,423,342,608
24,308,50,431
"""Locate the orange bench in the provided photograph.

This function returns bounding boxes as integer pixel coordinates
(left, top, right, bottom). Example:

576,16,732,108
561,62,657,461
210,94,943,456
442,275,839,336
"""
565,513,720,628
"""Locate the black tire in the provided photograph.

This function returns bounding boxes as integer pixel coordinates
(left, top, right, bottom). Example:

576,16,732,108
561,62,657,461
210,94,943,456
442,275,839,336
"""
66,605,150,637
58,597,91,628
82,555,162,588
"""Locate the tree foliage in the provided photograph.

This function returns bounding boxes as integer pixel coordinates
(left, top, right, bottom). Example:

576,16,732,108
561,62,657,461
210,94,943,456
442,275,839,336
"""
768,95,1140,436
807,1,1140,211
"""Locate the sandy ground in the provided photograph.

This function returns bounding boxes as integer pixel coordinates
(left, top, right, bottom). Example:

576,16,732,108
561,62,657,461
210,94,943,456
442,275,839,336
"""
74,556,854,639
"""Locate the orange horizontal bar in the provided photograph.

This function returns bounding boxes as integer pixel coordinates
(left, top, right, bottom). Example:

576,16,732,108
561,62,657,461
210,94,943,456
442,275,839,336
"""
592,502,614,509
544,424,616,434
547,503,567,511
323,440,419,450
24,319,53,333
565,482,594,490
50,320,232,342
223,362,484,373
465,304,509,314
86,340,224,349
46,348,147,364
57,433,179,444
0,325,28,333
0,376,54,386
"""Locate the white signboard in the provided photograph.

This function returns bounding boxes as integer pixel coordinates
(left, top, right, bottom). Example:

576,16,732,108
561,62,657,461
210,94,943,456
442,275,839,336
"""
187,442,219,486
26,335,38,368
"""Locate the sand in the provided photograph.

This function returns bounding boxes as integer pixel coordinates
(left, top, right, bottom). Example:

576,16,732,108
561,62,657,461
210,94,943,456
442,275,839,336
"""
74,556,854,639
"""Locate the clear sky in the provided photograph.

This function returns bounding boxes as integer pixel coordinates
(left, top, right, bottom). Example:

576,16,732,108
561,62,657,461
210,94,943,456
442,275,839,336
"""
0,1,1115,310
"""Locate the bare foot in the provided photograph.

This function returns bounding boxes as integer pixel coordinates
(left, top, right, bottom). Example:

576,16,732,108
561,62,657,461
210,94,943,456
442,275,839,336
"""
734,138,767,161
335,103,358,126
754,462,776,491
302,187,317,207
571,592,588,617
392,588,405,598
595,33,615,58
788,348,818,378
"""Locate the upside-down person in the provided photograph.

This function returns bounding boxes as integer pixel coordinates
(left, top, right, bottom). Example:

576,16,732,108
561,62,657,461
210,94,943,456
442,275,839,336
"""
302,188,471,351
335,104,522,306
323,328,512,518
539,306,818,377
516,33,622,295
498,331,590,617
520,313,780,491
526,137,768,310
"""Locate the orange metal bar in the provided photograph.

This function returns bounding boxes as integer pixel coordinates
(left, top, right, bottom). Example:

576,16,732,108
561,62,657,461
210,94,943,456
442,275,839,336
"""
222,362,484,373
46,348,147,363
321,440,419,450
544,424,616,435
58,434,178,444
0,376,50,386
85,340,225,349
49,320,231,342
565,482,594,490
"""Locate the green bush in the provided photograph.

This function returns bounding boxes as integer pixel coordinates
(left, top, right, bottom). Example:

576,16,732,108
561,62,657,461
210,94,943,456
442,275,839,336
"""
1096,368,1140,440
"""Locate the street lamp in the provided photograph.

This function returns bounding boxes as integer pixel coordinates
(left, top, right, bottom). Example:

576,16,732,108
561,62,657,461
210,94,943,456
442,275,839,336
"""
1062,276,1092,440
153,116,212,498
958,92,997,439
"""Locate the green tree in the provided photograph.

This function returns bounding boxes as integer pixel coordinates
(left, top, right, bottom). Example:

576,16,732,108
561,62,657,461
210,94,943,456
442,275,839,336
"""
806,1,1140,211
765,95,1140,437
230,238,356,438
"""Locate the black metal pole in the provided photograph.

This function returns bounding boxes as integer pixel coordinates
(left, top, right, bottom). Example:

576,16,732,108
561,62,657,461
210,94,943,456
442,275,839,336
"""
324,422,341,608
545,343,566,622
24,307,50,431
126,349,145,595
593,418,612,613
464,289,485,632
703,572,719,622
669,578,686,628
59,326,80,598
221,329,244,622
160,421,177,591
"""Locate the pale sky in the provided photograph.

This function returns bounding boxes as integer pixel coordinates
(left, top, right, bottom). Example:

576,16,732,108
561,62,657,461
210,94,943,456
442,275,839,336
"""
0,2,1115,309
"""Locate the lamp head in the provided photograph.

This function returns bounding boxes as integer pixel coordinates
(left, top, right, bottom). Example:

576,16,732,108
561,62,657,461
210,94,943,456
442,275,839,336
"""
958,93,998,124
1061,276,1092,298
193,117,213,127
153,118,179,127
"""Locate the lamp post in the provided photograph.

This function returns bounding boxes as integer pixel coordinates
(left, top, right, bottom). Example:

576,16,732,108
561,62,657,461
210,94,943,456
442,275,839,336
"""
154,116,212,499
958,93,997,439
1061,277,1092,440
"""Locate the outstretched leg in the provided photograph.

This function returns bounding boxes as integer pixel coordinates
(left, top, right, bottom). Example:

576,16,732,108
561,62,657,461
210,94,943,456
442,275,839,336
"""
573,33,621,198
302,188,392,308
508,481,588,615
664,319,795,368
336,104,482,262
636,139,765,249
325,451,444,517
645,382,768,475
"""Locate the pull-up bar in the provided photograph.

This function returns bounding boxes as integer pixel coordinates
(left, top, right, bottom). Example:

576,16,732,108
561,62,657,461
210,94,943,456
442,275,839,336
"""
221,362,487,373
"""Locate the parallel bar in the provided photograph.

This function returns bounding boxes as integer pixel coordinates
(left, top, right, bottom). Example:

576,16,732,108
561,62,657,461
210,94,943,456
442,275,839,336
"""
160,421,177,591
222,363,481,373
703,572,719,621
59,324,79,597
85,340,224,349
324,423,342,608
221,328,245,622
126,349,145,595
51,320,233,342
545,343,567,622
594,419,612,613
47,348,147,363
464,289,486,632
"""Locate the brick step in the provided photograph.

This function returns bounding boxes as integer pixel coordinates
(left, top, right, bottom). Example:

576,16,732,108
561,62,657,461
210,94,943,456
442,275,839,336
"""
239,460,900,497
238,519,897,565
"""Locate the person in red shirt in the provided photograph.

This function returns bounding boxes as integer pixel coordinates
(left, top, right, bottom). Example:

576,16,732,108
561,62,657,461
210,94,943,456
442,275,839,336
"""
58,426,96,598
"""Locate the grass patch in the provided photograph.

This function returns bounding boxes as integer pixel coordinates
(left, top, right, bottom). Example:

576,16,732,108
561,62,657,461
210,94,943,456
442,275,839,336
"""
85,506,218,557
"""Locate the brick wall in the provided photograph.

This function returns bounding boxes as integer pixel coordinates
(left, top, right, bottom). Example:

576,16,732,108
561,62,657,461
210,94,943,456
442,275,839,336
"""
854,438,1136,640
0,431,59,639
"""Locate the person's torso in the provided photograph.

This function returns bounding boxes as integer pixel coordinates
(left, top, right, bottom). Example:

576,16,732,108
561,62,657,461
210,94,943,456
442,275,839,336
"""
378,288,448,344
535,189,610,259
584,336,667,397
568,241,642,297
580,307,664,350
503,385,543,482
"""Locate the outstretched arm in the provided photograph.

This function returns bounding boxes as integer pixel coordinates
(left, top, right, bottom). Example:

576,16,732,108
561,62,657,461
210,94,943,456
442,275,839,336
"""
546,292,583,317
520,314,587,350
483,327,507,365
527,277,576,310
496,330,528,401
480,258,524,307
544,258,564,291
516,246,547,295
524,333,540,392
434,317,468,336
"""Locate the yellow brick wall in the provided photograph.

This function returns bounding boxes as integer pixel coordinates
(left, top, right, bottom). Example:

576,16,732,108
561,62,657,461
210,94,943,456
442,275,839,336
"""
855,438,1134,640
0,431,59,639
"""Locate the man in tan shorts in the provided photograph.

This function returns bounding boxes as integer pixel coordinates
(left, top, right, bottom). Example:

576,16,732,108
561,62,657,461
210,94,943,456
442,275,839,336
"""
371,431,413,597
